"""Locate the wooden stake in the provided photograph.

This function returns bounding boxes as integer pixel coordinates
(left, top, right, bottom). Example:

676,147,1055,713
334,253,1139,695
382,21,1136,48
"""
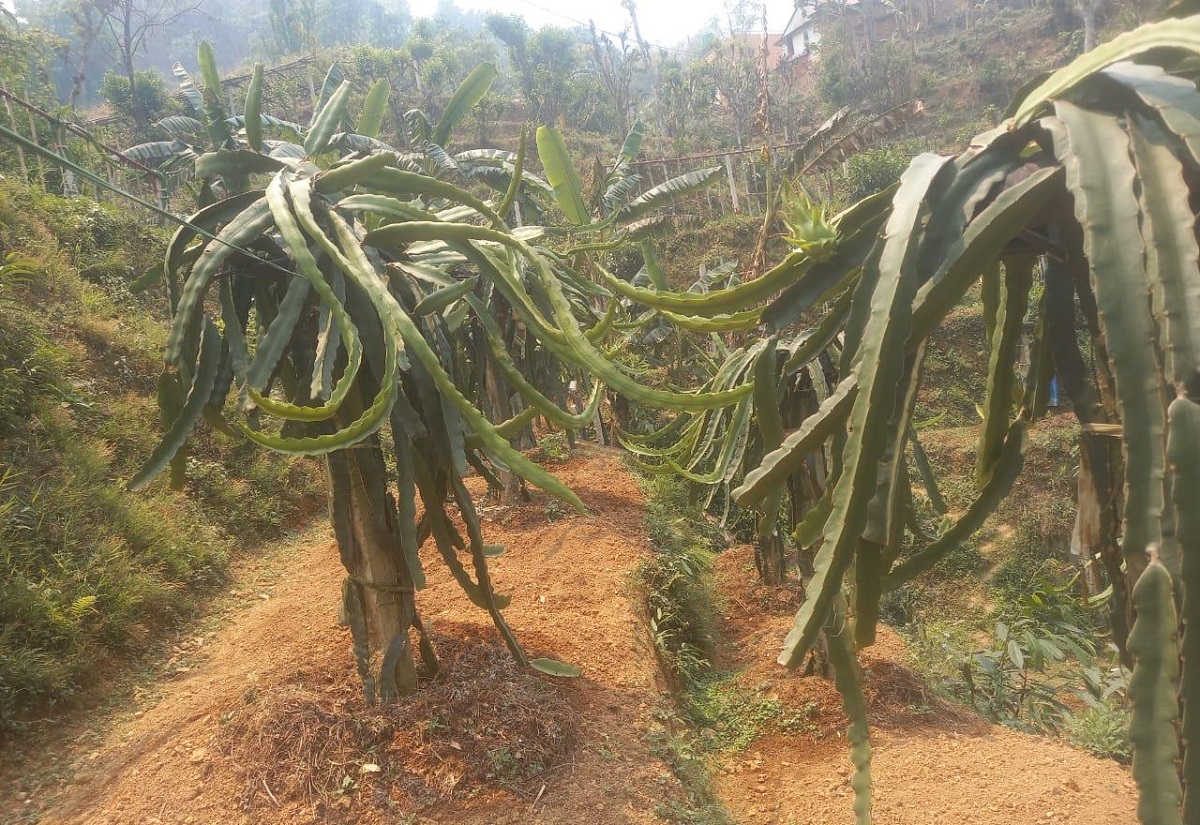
24,93,46,190
3,97,29,184
724,154,740,213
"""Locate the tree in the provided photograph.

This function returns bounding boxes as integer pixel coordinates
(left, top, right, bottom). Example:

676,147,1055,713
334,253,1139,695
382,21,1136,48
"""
267,0,318,55
99,67,172,127
92,0,203,136
1075,0,1103,51
816,17,916,110
701,33,759,146
63,0,105,109
587,21,641,136
0,11,61,107
654,58,717,142
485,14,581,125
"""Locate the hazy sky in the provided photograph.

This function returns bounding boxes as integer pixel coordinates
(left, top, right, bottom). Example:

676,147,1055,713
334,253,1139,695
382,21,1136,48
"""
409,0,789,46
0,0,788,47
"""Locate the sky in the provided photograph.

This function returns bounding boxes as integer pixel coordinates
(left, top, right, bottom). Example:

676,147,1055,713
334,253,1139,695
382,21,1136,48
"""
408,0,789,47
0,0,788,47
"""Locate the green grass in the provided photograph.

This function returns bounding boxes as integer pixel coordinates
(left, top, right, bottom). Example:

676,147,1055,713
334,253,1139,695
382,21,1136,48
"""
638,474,721,685
646,720,736,825
0,181,324,734
682,674,790,753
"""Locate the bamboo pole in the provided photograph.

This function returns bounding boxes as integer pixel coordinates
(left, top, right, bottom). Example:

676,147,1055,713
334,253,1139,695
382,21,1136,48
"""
24,93,46,190
57,124,78,197
724,154,740,213
2,97,29,184
740,155,753,215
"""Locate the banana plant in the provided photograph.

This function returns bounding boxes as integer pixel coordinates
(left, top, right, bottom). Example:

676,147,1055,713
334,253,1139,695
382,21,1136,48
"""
325,62,553,222
607,14,1200,823
536,120,722,248
122,50,386,202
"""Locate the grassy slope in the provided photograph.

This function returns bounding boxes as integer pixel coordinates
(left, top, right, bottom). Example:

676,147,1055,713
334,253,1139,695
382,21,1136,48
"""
0,182,323,735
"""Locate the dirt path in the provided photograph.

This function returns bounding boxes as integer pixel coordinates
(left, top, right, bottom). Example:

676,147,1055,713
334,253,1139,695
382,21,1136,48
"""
7,450,688,825
4,452,1136,825
709,544,1136,825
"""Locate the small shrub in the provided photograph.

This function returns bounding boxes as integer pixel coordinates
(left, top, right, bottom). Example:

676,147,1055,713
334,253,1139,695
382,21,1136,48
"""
842,147,912,203
99,69,176,126
536,431,569,462
1065,698,1131,762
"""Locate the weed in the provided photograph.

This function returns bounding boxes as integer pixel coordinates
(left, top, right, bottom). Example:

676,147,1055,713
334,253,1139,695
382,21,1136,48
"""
638,475,721,685
1065,697,1131,763
646,721,736,825
543,499,569,522
486,746,520,780
779,702,822,735
536,431,570,462
683,675,782,752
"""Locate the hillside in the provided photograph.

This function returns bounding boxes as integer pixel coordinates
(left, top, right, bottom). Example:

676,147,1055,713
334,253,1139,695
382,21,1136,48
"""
0,183,323,737
1,451,1134,825
1,0,1185,819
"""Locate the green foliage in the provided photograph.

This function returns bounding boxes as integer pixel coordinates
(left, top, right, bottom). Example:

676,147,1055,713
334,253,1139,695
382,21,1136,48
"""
266,0,411,56
683,674,782,752
0,181,321,732
655,59,718,143
29,194,163,304
486,14,582,124
840,146,913,205
100,70,175,127
0,22,60,109
645,722,737,825
1066,697,1132,762
535,431,570,462
976,53,1029,103
956,616,1094,732
0,319,227,731
817,31,917,111
268,0,318,54
640,475,721,685
905,606,1122,747
988,537,1081,618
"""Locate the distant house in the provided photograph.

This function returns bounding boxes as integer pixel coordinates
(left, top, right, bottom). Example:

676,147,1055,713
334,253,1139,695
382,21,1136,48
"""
780,3,820,59
779,0,860,61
